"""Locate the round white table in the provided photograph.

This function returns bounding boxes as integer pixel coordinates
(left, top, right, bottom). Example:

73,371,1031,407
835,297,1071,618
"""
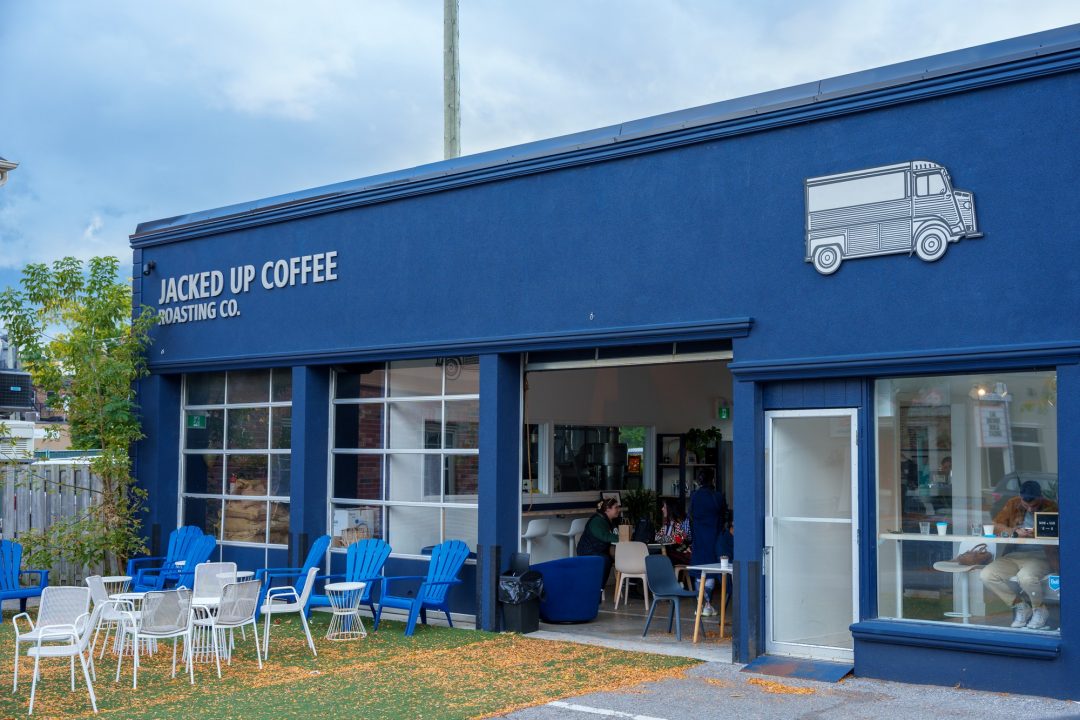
685,562,734,643
215,570,255,583
102,575,132,595
325,581,367,641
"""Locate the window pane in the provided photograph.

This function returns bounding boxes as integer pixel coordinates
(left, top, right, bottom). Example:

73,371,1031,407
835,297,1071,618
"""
333,454,384,501
227,454,269,496
187,372,225,405
388,401,441,449
270,455,291,497
387,505,441,555
444,356,479,395
271,368,293,402
268,501,290,545
227,407,269,449
388,359,441,397
227,369,270,403
443,507,477,552
223,499,267,544
335,364,385,400
875,371,1059,633
334,404,384,449
184,497,222,540
387,453,441,502
184,453,223,494
331,504,383,548
184,410,224,450
445,400,479,449
271,407,292,449
444,455,478,501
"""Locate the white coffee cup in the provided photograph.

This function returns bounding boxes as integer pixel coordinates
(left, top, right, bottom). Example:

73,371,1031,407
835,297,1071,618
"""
983,524,995,537
936,522,948,536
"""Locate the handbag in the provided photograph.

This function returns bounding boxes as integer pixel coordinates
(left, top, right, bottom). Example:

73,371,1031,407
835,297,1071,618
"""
956,543,993,566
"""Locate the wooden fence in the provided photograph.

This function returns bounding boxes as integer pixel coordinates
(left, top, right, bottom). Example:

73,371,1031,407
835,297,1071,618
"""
0,460,109,584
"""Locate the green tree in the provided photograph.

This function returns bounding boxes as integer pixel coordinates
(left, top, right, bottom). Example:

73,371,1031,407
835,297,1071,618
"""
0,256,156,573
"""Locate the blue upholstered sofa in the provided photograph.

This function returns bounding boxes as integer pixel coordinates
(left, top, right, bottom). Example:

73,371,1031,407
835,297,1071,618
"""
530,556,604,623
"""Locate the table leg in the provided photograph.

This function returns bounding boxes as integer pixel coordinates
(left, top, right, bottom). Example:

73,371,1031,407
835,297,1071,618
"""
718,573,727,641
692,572,707,644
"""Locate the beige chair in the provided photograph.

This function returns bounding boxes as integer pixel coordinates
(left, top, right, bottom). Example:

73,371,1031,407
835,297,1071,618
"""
551,517,589,557
521,519,550,556
613,542,650,610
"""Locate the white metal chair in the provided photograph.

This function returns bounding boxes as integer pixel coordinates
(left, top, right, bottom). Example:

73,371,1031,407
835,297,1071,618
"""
115,588,195,688
192,579,264,678
260,567,318,660
85,575,131,659
190,561,237,601
27,603,104,715
12,586,91,693
521,519,550,556
551,517,589,557
613,541,650,610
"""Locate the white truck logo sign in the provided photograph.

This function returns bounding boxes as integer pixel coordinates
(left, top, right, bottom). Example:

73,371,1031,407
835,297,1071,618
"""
805,161,981,274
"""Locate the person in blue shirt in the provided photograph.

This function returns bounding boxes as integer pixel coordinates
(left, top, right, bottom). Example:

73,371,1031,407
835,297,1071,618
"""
689,468,728,616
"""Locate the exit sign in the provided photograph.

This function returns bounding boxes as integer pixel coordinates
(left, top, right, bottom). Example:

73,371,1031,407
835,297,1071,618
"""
186,413,207,430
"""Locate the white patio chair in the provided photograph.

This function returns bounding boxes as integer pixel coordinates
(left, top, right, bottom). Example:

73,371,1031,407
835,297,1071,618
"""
85,575,131,659
261,566,318,660
190,561,237,601
27,603,104,716
115,588,195,688
192,579,263,678
12,586,91,693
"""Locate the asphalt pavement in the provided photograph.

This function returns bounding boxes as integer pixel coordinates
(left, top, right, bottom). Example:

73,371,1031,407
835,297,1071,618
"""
497,660,1080,720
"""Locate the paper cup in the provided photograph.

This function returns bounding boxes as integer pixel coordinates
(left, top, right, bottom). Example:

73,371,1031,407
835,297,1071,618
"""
936,522,948,535
983,524,995,537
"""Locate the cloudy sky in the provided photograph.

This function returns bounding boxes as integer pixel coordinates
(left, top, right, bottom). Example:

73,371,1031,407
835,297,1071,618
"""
1,1,1078,292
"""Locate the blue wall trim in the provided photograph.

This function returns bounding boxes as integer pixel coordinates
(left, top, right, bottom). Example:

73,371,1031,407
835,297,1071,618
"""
130,30,1080,248
730,341,1080,381
147,318,752,373
852,620,1060,660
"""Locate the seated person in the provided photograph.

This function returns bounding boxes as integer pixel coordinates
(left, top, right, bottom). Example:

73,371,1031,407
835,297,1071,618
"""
980,480,1059,629
654,499,691,566
577,498,621,590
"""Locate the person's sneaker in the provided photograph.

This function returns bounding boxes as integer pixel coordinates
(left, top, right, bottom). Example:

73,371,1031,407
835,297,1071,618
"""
1010,602,1033,628
1026,606,1049,630
701,603,717,617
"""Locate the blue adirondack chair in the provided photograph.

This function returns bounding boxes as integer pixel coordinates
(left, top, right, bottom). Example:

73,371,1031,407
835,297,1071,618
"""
254,534,331,618
0,540,48,622
374,539,468,636
307,538,392,619
128,526,204,591
172,534,219,589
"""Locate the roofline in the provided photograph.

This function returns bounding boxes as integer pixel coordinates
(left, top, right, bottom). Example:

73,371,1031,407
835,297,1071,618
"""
131,23,1080,248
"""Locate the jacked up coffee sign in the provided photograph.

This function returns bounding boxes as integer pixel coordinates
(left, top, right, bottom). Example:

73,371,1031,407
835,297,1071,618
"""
155,251,339,325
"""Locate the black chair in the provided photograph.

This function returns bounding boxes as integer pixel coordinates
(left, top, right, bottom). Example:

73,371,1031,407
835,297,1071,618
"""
642,554,698,641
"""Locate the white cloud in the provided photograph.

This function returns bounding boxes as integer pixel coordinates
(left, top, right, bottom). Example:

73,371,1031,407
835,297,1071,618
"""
82,214,104,243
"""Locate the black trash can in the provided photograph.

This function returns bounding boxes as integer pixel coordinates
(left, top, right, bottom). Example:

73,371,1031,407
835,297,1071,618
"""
498,570,543,633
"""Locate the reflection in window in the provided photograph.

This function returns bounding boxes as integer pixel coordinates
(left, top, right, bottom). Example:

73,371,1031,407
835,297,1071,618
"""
330,358,479,554
875,371,1059,634
550,424,646,493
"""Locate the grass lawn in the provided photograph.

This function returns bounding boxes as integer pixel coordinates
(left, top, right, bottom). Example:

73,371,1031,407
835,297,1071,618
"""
0,611,699,719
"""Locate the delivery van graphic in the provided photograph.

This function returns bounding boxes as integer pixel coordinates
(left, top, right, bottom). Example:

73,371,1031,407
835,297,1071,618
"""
805,161,981,275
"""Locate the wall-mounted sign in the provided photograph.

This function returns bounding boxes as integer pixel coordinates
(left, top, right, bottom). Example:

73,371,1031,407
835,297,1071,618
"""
186,413,207,430
805,161,982,275
154,250,338,326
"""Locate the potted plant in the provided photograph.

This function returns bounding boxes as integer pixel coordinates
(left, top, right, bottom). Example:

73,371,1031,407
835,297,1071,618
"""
685,426,723,464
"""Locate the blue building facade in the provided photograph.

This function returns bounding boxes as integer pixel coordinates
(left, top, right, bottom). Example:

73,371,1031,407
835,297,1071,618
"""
132,26,1080,698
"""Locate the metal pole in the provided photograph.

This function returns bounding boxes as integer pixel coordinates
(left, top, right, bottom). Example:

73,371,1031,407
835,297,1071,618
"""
443,0,460,159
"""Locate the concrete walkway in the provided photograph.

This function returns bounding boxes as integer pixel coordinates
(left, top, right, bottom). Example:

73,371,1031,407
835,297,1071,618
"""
497,660,1080,720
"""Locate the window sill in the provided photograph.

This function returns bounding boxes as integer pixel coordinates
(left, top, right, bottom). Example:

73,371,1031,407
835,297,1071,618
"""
851,620,1060,660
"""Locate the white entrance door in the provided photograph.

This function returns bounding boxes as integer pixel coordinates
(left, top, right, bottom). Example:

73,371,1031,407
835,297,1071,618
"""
765,409,858,662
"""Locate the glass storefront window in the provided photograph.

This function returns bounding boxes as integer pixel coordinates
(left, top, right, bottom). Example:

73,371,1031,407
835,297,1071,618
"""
181,370,292,551
330,357,479,555
875,371,1059,633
